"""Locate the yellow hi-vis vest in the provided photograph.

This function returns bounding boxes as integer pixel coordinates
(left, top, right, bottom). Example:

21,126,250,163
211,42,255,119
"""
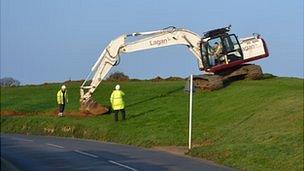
57,90,68,104
110,90,125,110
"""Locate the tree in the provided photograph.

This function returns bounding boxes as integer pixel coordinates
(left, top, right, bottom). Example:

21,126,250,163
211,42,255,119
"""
107,71,129,81
0,77,21,87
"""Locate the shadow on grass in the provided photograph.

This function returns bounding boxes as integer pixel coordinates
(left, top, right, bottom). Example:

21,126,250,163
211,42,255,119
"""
126,87,184,108
128,108,158,120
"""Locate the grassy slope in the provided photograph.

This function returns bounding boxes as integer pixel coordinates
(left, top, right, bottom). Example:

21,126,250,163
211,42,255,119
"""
1,77,303,170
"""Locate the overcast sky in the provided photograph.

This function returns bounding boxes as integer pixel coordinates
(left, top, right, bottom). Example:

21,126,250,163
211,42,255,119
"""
1,0,303,84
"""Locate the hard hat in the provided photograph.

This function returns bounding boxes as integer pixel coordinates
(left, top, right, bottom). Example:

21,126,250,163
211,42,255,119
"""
61,85,66,90
115,84,120,90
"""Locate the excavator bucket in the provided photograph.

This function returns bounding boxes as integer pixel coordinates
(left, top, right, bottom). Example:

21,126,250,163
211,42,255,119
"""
80,98,109,115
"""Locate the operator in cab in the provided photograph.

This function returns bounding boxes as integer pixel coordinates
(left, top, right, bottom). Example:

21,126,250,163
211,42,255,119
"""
213,42,223,59
208,42,223,66
110,84,126,122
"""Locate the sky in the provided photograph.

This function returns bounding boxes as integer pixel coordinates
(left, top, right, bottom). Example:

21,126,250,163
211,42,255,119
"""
1,0,303,84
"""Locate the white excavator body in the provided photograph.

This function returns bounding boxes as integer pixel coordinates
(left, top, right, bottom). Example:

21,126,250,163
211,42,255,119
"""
80,26,269,115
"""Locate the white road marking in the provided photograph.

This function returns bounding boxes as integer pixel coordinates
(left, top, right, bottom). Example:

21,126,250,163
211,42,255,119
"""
74,150,99,158
8,136,137,171
108,160,137,171
46,143,64,149
11,137,33,142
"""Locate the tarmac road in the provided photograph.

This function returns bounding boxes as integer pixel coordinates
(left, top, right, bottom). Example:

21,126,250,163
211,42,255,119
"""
1,134,233,171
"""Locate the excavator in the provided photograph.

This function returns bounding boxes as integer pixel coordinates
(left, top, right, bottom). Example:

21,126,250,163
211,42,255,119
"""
80,25,269,115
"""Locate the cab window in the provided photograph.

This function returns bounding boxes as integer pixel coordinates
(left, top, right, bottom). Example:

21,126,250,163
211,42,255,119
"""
203,35,243,67
206,37,225,66
223,35,242,61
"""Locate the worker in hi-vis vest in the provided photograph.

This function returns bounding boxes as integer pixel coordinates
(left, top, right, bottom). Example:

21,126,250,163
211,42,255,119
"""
57,85,68,117
110,84,126,121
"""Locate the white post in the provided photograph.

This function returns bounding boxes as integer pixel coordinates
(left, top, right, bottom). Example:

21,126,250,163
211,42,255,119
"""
188,74,193,150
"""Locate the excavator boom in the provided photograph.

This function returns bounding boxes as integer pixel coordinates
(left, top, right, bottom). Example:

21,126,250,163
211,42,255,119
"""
80,27,204,114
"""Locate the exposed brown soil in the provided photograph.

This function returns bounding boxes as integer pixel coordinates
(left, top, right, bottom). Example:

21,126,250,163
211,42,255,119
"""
79,99,109,115
1,111,28,116
0,110,96,117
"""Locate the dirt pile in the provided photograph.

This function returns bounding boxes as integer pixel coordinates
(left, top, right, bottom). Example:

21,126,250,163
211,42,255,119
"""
165,76,184,81
79,99,109,115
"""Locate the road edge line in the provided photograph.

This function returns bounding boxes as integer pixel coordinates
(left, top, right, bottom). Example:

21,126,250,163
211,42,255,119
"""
74,150,98,158
108,160,137,171
46,143,64,149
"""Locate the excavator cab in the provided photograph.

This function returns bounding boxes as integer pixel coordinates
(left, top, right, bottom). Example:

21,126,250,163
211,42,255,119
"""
200,26,268,74
201,27,244,71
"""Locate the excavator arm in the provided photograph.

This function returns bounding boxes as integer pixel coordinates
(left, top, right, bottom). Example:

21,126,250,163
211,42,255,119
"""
80,27,203,114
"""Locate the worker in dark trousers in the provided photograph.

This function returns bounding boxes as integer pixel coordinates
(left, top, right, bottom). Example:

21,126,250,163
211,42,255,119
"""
110,84,126,121
57,85,68,117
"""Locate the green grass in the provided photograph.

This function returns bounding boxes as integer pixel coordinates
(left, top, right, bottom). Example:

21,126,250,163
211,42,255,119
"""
1,77,303,170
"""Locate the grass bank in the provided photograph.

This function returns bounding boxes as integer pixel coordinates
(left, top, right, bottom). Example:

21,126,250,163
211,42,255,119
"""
1,77,303,170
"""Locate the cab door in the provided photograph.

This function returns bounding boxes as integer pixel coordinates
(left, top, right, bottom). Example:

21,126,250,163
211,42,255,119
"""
222,34,243,62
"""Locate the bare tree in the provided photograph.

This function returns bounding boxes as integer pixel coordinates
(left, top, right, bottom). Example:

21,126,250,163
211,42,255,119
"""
0,77,21,87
